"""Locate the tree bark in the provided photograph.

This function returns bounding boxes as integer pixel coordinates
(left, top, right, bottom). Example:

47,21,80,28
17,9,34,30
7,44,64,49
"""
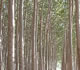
45,0,51,70
7,0,15,70
66,0,73,70
0,0,2,70
39,10,43,70
32,0,38,70
15,0,19,70
61,31,67,70
75,0,80,70
18,0,25,70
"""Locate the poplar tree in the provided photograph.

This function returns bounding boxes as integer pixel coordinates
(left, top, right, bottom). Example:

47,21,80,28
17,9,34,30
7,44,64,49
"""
75,0,80,70
18,0,25,70
7,0,15,70
0,0,2,70
32,0,38,70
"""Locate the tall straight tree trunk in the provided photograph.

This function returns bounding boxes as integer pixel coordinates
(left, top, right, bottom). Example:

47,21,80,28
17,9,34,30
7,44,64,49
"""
62,26,72,70
61,31,67,70
0,0,2,70
7,0,15,70
61,0,73,70
18,0,25,70
32,0,38,70
16,0,19,70
39,10,43,70
2,2,8,70
62,25,72,70
45,0,51,70
66,0,73,70
75,0,80,70
51,32,57,70
66,26,72,70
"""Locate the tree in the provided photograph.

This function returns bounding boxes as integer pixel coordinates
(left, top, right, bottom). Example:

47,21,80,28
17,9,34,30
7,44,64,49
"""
18,0,25,70
39,9,43,70
75,0,80,70
61,0,73,70
61,31,67,70
32,0,38,70
0,0,2,70
45,0,51,70
15,0,19,70
66,0,73,69
7,0,15,70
